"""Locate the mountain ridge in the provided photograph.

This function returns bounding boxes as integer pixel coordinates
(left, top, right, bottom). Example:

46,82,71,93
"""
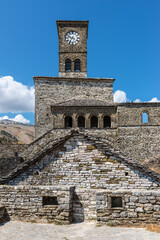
0,120,34,144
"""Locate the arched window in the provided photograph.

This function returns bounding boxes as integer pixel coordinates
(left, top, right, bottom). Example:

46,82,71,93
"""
78,116,85,128
74,59,80,72
65,116,72,128
65,59,71,72
91,116,98,128
142,112,148,124
103,116,111,128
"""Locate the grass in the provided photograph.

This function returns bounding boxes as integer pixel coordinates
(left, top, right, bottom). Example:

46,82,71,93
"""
120,224,160,233
97,223,160,233
146,224,160,233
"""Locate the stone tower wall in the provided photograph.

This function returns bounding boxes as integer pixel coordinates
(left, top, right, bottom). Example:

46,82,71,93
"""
57,20,88,78
34,77,114,138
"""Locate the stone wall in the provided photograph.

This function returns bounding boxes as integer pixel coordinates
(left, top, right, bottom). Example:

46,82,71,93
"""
73,189,97,222
0,144,27,177
52,106,117,129
0,157,24,177
8,134,159,189
117,103,160,126
19,128,72,161
34,77,114,138
118,126,160,162
59,53,87,78
0,185,74,224
19,128,117,162
116,103,160,163
0,144,27,158
0,133,159,224
1,186,159,225
96,190,160,225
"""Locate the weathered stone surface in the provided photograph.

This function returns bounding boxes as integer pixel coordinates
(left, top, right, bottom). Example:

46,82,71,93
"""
0,185,73,224
0,20,160,227
96,190,160,225
7,134,159,190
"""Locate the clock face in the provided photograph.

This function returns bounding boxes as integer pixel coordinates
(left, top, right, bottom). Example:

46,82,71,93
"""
65,31,80,45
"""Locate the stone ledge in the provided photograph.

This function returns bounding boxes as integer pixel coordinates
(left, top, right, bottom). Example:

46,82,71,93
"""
33,76,115,83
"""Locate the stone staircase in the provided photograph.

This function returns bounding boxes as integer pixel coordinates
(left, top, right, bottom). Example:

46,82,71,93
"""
19,128,71,161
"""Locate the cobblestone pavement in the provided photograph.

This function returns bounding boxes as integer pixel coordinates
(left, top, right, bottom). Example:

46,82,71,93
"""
0,221,160,240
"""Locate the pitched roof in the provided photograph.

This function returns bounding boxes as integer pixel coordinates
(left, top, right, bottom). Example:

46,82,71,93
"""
0,130,159,184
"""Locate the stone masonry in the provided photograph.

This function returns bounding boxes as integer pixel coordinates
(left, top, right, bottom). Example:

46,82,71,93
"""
96,190,160,225
8,134,159,190
57,20,88,78
34,77,115,138
0,20,160,226
0,185,74,224
1,131,158,224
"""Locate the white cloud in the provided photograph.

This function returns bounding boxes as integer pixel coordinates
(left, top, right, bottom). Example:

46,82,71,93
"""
0,114,30,124
149,97,160,102
114,90,127,103
134,99,141,103
0,76,35,113
12,114,30,124
0,115,9,120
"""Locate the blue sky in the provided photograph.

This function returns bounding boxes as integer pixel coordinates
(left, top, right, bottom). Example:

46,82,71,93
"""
0,0,160,124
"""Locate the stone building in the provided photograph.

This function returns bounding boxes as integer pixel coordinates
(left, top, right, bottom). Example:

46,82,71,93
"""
0,20,160,225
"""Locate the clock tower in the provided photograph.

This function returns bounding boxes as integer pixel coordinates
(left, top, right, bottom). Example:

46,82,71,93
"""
56,20,89,78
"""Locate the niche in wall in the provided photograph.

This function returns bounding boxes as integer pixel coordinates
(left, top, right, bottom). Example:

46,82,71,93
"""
111,197,122,208
42,196,58,206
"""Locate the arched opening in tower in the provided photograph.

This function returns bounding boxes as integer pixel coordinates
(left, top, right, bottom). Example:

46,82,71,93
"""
103,116,111,128
91,116,98,128
78,116,85,128
65,116,72,128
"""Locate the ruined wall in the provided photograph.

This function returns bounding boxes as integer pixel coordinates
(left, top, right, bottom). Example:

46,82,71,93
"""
34,77,114,138
0,185,73,224
8,135,159,189
96,190,160,225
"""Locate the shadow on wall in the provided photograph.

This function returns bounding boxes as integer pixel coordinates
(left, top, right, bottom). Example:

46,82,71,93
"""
0,157,24,177
0,206,10,225
73,191,84,223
